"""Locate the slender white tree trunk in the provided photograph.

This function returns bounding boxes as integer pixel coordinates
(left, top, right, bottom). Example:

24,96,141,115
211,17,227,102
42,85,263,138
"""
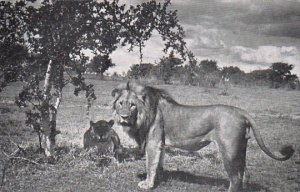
41,60,53,156
49,67,63,148
40,60,63,156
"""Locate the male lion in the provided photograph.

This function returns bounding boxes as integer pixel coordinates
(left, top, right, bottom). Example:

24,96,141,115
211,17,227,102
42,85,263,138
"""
111,81,294,192
83,120,122,155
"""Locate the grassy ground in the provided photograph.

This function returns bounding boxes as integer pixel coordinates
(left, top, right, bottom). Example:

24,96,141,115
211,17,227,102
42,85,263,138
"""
0,80,299,192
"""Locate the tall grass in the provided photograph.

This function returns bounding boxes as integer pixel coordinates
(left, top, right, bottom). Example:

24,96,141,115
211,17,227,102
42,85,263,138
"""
0,79,299,192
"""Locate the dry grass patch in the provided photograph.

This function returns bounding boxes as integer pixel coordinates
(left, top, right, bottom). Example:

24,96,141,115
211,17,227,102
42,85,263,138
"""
1,80,299,191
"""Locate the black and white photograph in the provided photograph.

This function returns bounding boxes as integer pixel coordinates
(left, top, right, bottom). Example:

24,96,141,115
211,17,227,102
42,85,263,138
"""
0,0,299,191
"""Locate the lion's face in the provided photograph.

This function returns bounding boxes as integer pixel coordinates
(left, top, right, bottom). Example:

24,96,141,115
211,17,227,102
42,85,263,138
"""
112,89,140,127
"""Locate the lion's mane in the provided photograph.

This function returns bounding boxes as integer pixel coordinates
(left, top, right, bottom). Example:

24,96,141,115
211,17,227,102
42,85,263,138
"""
112,81,176,151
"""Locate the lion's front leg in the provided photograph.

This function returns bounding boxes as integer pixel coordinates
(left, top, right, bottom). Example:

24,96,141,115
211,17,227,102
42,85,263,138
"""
138,140,164,189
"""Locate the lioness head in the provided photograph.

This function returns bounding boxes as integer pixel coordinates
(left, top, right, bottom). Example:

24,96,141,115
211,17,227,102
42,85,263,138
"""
90,120,114,143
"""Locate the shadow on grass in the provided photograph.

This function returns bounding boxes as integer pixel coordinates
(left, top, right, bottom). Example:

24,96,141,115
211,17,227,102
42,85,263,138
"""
138,170,268,192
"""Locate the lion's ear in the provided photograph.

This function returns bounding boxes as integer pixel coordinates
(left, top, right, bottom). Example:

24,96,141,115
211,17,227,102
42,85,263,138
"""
112,81,131,97
108,120,114,127
137,93,147,103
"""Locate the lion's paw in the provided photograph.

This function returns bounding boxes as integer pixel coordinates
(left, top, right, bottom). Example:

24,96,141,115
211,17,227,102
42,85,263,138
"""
138,180,154,189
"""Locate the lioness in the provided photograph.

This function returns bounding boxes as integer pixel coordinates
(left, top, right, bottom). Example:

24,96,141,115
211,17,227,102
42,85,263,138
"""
83,120,122,155
112,81,294,192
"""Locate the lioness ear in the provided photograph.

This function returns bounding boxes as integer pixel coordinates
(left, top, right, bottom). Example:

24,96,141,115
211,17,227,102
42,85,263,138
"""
111,88,120,98
108,120,114,127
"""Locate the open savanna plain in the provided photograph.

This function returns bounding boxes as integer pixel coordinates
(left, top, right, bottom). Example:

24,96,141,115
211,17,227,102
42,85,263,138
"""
0,79,299,192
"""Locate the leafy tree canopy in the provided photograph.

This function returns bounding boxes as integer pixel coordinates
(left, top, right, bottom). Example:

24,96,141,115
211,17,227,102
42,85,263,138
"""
158,51,183,83
88,55,115,77
0,0,194,155
199,59,219,73
269,62,297,88
221,66,244,79
127,63,155,79
270,62,294,76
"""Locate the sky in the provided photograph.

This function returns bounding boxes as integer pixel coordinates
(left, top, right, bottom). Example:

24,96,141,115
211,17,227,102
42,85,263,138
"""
108,0,300,76
7,0,300,75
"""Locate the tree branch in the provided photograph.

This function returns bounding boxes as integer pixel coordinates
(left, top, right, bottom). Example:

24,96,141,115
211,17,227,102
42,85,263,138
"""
8,138,26,155
0,162,6,187
1,150,40,166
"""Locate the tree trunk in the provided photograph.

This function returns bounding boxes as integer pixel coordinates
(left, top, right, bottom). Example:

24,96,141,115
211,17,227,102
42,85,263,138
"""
99,72,104,80
40,60,53,156
40,60,62,156
49,66,63,149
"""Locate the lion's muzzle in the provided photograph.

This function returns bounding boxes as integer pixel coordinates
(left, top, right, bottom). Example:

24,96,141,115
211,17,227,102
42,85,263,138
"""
116,114,132,126
120,114,130,120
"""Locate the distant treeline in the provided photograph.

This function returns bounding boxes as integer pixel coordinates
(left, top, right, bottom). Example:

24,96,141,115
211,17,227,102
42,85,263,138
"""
121,52,299,90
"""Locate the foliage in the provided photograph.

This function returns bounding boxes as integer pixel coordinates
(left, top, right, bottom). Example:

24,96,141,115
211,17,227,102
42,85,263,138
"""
180,58,198,85
270,62,293,76
220,66,245,85
1,0,193,154
127,51,183,83
269,62,298,89
127,63,155,79
0,0,32,91
126,58,222,87
246,69,273,86
221,66,244,79
110,72,124,81
157,51,183,84
126,59,299,90
88,55,115,79
199,60,219,73
0,43,31,90
245,63,299,89
183,59,221,87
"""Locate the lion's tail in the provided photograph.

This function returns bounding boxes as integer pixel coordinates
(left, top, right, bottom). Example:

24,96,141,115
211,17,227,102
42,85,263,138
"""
243,112,294,161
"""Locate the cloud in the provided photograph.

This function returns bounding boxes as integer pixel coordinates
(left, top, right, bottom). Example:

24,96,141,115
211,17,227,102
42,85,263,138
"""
184,24,226,51
108,32,166,74
261,23,300,38
110,1,300,76
231,45,299,64
234,0,300,38
230,45,300,74
109,1,300,77
173,0,300,38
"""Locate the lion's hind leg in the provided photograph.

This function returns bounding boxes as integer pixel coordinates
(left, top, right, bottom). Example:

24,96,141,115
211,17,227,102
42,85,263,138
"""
243,166,250,189
218,138,248,192
223,157,245,192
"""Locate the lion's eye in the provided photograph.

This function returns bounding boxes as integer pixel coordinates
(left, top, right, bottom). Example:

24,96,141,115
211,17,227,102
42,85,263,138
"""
130,103,136,108
119,101,123,106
